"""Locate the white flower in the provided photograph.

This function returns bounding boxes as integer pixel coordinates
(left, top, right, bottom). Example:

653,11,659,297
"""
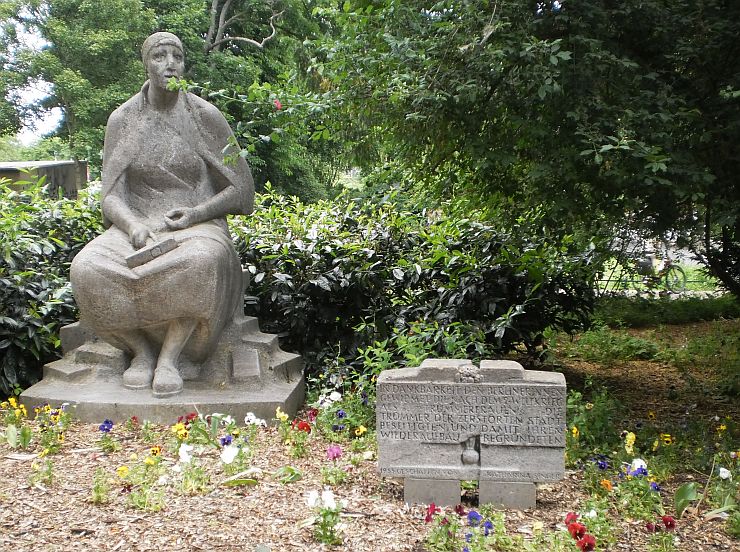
584,509,598,519
719,467,732,480
221,415,234,426
630,458,647,472
220,444,239,464
321,489,337,510
306,490,320,508
244,412,267,427
178,443,194,464
329,391,342,403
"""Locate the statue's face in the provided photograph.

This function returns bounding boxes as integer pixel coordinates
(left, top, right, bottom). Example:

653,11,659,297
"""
146,44,184,91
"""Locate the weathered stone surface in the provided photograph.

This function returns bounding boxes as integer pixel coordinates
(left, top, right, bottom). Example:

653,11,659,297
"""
377,358,566,509
479,481,536,510
404,479,461,508
21,32,304,418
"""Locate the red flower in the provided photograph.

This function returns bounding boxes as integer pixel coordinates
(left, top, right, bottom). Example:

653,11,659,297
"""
440,517,449,526
306,408,319,422
291,419,312,433
273,98,283,110
424,502,440,523
645,522,657,533
576,534,596,552
130,416,139,426
568,522,587,540
454,504,466,516
565,512,579,525
661,515,676,531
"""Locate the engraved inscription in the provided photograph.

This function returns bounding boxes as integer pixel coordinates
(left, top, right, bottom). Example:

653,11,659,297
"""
380,466,562,482
377,382,565,447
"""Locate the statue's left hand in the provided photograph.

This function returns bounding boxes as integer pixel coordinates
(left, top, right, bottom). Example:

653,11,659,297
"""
164,207,199,230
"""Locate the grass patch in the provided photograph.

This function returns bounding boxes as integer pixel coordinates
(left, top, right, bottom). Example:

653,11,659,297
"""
594,295,740,328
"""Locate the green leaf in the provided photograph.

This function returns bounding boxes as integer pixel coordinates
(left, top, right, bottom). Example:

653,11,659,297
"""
674,482,699,518
5,424,18,448
222,478,258,487
274,465,302,484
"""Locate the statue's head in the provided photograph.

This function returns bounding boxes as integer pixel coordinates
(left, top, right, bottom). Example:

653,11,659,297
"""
141,32,184,90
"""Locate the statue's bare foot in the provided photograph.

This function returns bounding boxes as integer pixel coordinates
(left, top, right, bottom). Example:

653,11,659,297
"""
152,360,183,398
122,354,156,389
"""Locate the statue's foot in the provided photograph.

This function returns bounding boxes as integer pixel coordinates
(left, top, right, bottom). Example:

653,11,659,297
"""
152,361,183,398
122,354,155,389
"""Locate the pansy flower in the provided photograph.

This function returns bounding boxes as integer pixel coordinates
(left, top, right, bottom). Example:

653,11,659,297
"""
467,510,482,526
661,515,676,531
576,534,596,551
568,522,587,540
99,419,114,433
326,444,342,461
424,502,440,523
292,419,311,433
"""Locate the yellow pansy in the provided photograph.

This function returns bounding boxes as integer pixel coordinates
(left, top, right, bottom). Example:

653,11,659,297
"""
117,465,129,478
355,425,367,437
276,407,289,423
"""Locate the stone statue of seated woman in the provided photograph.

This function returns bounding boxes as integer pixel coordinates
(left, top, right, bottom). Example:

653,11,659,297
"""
70,32,254,398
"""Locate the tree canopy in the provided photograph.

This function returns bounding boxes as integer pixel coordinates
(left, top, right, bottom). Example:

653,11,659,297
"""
311,0,740,294
1,0,739,294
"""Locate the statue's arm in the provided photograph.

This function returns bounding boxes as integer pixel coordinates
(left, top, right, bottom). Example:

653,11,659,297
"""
101,109,153,249
103,185,153,249
165,102,255,230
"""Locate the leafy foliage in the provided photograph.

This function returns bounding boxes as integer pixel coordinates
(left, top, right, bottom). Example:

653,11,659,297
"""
0,180,101,394
232,187,598,377
313,0,740,296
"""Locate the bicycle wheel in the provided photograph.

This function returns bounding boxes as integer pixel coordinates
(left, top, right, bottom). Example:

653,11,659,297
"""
664,265,687,292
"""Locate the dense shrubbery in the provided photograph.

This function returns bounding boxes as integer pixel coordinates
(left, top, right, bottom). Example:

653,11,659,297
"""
0,182,102,394
232,188,599,379
1,183,599,393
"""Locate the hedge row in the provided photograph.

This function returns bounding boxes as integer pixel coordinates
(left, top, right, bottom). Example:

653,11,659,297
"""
1,183,598,393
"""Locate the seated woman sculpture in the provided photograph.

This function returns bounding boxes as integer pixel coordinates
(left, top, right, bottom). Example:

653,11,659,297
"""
70,32,254,397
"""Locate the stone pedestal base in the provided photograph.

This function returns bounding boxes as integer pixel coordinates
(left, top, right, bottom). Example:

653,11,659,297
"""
404,478,461,507
21,317,304,424
479,481,536,510
402,478,536,510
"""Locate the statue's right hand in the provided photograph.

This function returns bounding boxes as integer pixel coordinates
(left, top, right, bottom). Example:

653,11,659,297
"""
129,223,153,249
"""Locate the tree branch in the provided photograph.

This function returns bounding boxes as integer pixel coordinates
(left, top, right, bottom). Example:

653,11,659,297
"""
214,0,234,47
204,0,220,53
205,11,284,53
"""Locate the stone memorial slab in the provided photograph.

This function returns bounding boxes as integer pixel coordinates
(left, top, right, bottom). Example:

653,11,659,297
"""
377,359,566,509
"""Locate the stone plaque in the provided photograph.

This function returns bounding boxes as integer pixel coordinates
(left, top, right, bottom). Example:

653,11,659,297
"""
377,359,566,508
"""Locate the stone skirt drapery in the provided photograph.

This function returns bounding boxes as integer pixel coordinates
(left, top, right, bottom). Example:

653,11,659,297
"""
70,220,242,361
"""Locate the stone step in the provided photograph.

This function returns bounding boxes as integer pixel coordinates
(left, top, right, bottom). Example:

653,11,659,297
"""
241,331,279,353
44,359,93,382
270,350,303,382
74,341,128,373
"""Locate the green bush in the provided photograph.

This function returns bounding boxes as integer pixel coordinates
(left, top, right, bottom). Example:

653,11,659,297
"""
2,183,599,393
232,187,599,378
0,181,102,394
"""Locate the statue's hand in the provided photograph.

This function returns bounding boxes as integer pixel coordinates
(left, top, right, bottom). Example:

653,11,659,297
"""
164,207,198,230
129,223,154,249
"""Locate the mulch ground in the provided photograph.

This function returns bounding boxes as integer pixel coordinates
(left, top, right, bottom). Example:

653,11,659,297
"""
1,321,739,551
